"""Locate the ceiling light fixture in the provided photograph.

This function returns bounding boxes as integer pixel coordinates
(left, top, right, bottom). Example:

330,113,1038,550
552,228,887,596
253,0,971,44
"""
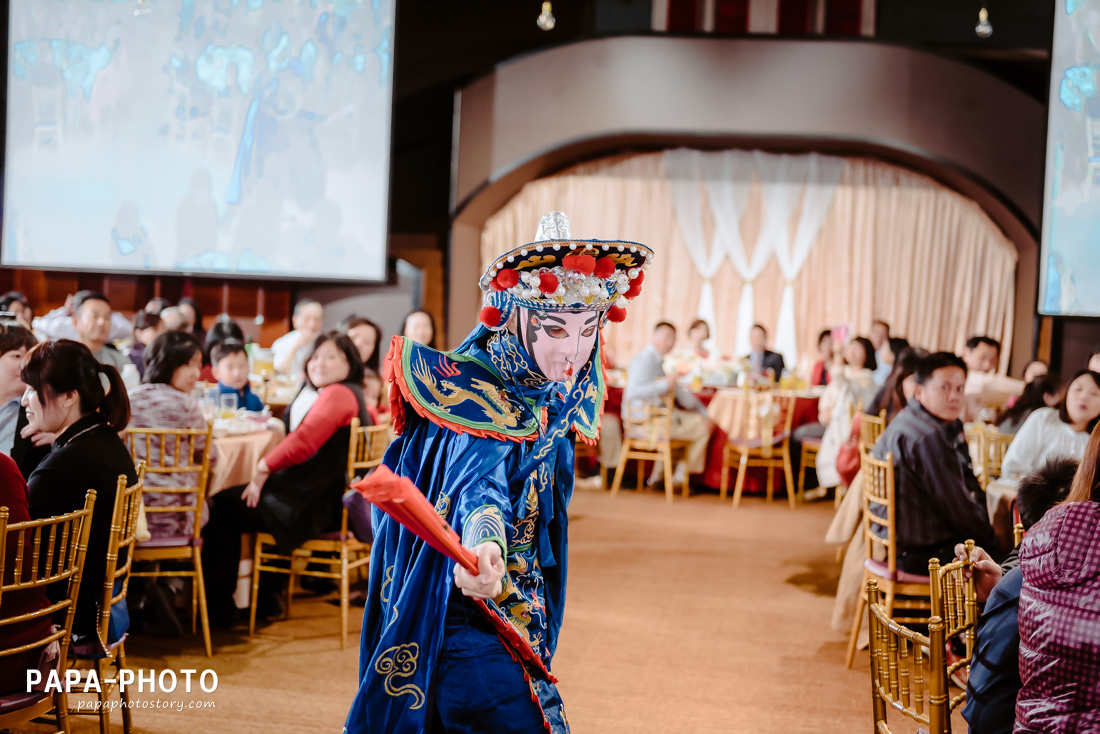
975,7,992,38
537,2,556,31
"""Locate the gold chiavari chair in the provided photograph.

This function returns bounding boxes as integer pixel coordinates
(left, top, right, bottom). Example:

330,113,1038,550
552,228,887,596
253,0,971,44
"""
866,580,951,734
846,452,931,669
0,492,96,734
721,390,797,508
979,431,1014,490
929,540,979,700
859,410,888,454
1013,523,1025,548
610,394,690,503
67,467,145,734
125,424,215,657
250,418,385,649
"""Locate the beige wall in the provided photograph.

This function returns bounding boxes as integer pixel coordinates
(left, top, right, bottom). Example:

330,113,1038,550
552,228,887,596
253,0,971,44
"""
450,36,1044,372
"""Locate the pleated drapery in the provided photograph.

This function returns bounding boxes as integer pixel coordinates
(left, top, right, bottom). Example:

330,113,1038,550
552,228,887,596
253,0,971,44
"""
480,151,1018,374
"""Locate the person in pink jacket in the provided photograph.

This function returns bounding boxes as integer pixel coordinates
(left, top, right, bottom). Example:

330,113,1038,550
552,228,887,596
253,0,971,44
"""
1015,422,1100,733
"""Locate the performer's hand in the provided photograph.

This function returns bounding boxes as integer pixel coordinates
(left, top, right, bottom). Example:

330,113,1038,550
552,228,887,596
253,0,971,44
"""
954,542,1002,603
454,542,505,600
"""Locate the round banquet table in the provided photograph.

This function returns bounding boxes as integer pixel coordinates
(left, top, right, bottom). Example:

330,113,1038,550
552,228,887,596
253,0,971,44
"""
208,428,283,497
701,390,821,493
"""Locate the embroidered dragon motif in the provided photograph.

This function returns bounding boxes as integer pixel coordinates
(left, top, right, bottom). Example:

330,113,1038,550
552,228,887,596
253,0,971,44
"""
411,355,522,427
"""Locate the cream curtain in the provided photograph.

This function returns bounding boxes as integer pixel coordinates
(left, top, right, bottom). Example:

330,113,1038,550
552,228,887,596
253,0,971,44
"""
480,151,1018,373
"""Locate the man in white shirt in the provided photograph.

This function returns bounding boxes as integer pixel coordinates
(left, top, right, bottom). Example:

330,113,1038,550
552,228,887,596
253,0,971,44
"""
71,291,133,373
624,322,712,485
272,299,324,380
35,291,132,344
871,319,892,384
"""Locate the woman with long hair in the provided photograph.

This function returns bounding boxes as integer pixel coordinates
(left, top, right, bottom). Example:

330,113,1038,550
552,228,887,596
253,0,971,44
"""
128,309,166,378
21,340,137,641
341,315,382,372
995,375,1059,434
1014,422,1100,732
1001,370,1100,482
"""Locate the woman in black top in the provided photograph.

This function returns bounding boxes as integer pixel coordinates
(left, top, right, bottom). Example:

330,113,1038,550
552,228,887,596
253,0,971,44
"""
21,339,137,640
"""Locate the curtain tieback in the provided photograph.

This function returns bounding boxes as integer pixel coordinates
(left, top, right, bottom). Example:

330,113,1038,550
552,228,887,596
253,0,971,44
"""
785,279,795,287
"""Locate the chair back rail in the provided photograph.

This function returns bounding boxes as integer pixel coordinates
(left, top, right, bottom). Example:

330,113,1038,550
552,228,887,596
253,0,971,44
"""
859,410,888,454
621,394,676,451
928,540,979,712
125,423,214,540
867,579,950,734
860,451,898,575
0,491,96,661
95,466,146,647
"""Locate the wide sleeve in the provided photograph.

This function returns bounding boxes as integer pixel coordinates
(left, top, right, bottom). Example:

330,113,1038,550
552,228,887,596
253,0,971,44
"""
264,384,358,472
1000,410,1046,482
450,440,512,556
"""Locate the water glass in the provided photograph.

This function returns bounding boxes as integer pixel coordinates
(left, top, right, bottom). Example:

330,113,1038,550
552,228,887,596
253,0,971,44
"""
219,392,238,418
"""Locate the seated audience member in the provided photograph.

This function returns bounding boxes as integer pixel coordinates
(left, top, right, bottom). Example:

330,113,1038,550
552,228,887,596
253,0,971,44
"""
792,336,879,491
203,315,247,383
1000,370,1100,482
211,339,265,412
128,310,165,378
994,376,1059,435
0,322,37,457
872,352,998,573
0,291,33,327
961,456,1078,734
159,306,186,332
687,319,710,360
144,297,171,315
1013,430,1100,733
202,332,370,626
36,290,131,344
0,453,51,697
809,329,833,387
869,348,928,424
177,297,205,342
21,340,137,642
1089,347,1100,373
341,315,382,372
401,309,436,348
272,299,324,380
870,320,892,384
363,368,385,425
67,291,134,373
1022,360,1048,383
744,323,784,377
624,322,712,486
963,336,1001,375
128,331,212,539
877,337,910,382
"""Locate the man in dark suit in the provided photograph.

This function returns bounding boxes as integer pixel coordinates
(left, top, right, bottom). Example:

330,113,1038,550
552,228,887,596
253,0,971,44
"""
745,324,785,376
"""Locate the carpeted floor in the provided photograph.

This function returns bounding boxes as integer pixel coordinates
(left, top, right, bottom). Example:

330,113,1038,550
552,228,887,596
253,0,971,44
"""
18,487,966,733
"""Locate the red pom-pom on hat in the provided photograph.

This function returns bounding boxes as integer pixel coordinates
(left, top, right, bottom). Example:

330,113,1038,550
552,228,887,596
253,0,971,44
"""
562,253,596,275
593,257,617,279
624,280,643,299
634,270,645,286
480,306,502,328
538,272,559,295
493,269,519,291
607,305,627,323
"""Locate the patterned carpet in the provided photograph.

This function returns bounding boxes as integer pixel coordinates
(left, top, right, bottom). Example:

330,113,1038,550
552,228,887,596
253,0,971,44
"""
18,486,966,733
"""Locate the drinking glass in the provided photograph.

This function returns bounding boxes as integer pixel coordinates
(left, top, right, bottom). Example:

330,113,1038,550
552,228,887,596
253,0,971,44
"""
219,392,238,418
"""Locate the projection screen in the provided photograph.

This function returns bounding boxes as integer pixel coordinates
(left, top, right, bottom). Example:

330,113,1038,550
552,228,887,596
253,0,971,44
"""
2,0,394,281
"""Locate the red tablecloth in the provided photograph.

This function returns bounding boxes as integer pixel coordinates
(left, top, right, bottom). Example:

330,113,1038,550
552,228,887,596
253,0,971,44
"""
701,395,819,492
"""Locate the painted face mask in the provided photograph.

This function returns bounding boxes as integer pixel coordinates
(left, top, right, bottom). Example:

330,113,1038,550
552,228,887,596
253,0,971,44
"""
515,307,599,383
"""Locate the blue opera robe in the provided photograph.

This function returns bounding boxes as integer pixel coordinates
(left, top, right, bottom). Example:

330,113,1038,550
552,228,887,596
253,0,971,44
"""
344,329,602,734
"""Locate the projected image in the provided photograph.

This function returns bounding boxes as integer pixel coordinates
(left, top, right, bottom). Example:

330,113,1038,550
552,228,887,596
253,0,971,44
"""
3,0,394,281
1041,0,1100,315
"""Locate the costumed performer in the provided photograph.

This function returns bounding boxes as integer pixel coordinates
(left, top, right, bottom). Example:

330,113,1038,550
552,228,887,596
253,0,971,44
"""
344,212,652,733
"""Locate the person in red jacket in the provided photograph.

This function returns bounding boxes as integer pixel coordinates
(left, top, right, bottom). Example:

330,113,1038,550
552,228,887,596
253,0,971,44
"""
0,453,51,696
1015,422,1100,733
201,332,370,628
